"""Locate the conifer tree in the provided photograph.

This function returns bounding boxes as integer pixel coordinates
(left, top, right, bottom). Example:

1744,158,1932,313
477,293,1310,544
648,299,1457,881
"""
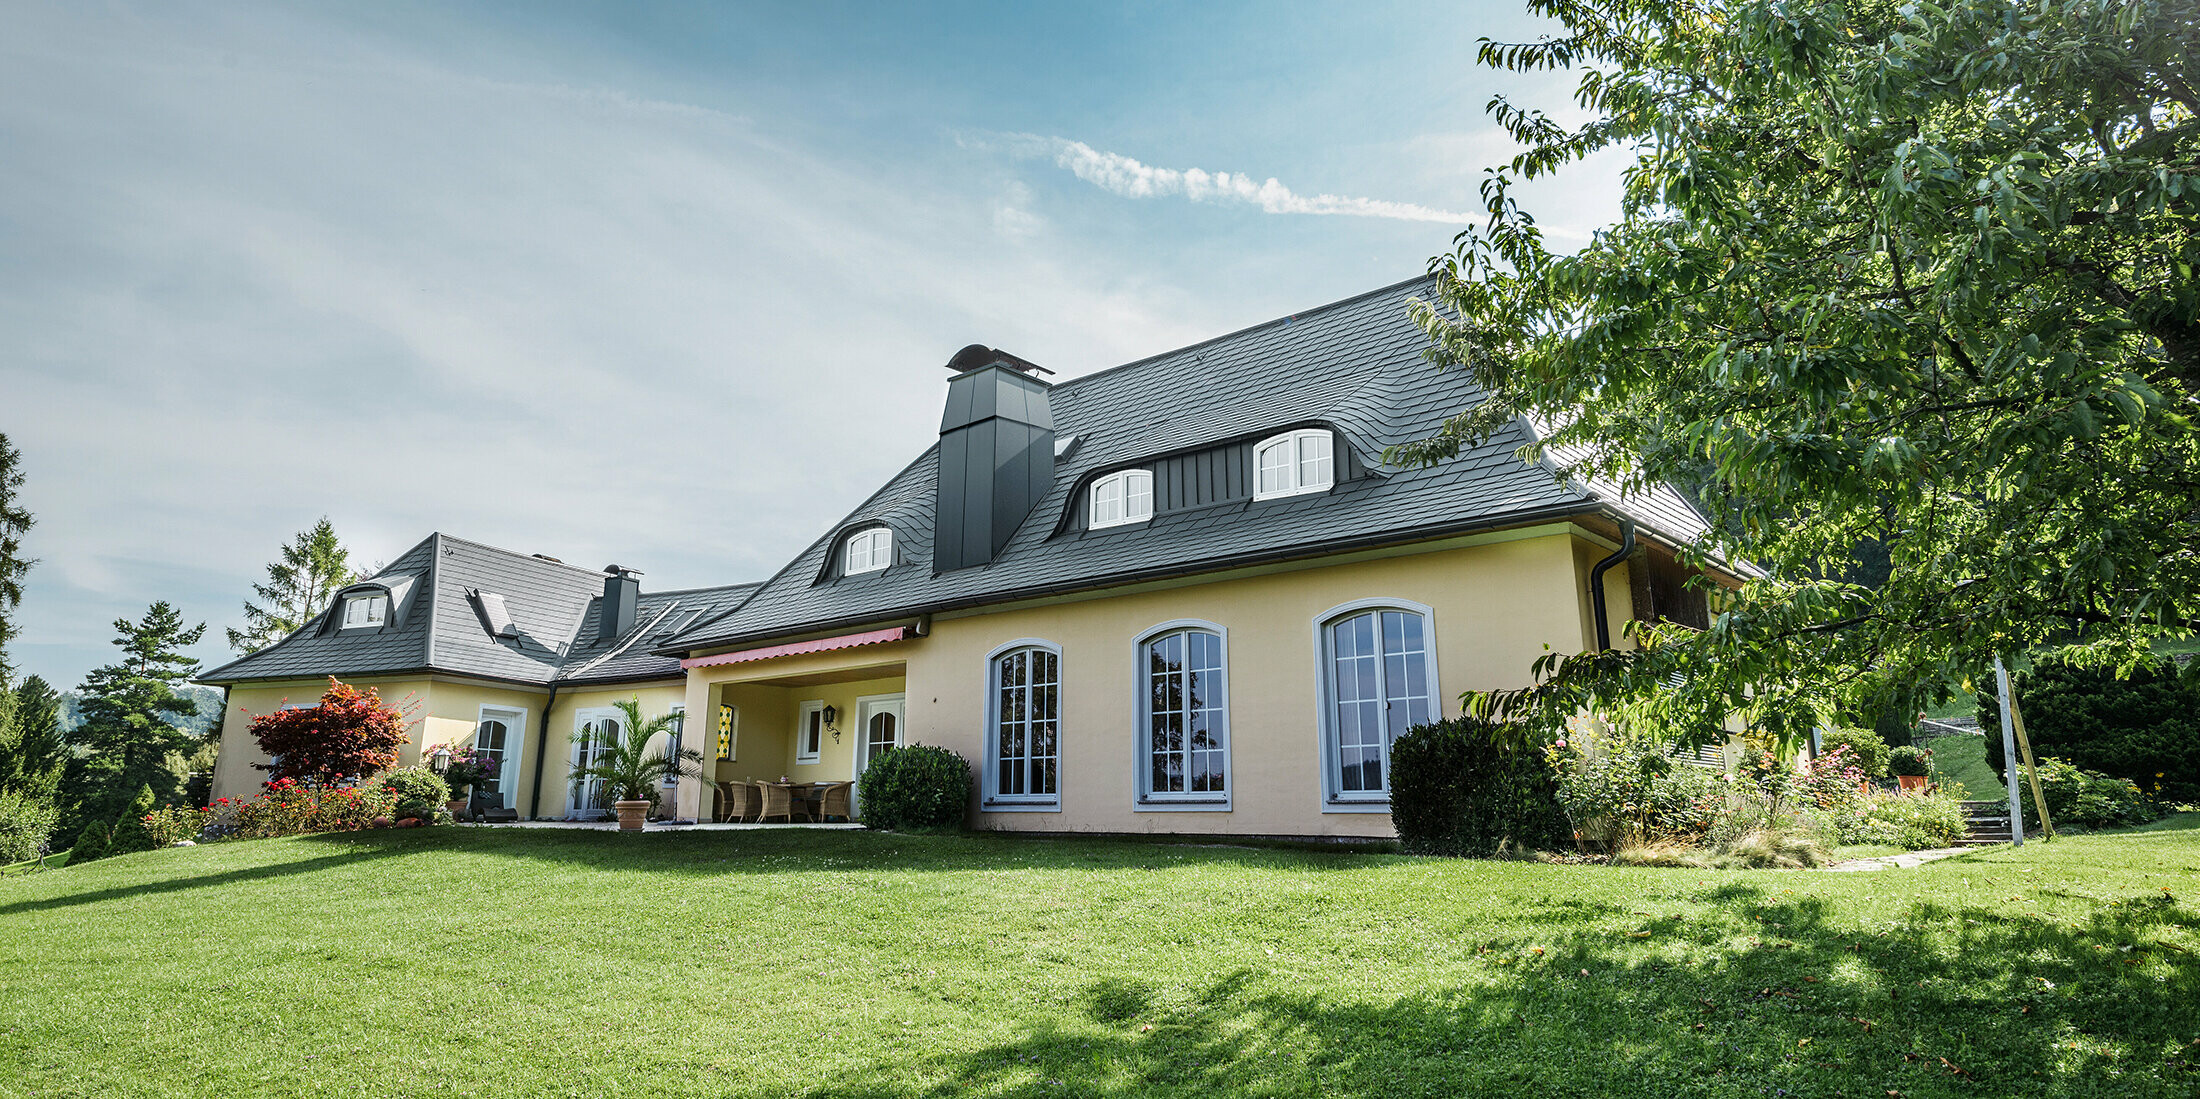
67,603,206,828
0,433,32,678
0,675,66,803
226,518,357,655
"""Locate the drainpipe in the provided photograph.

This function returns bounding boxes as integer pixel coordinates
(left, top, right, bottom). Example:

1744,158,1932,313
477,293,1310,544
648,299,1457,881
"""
527,684,560,820
1588,518,1636,652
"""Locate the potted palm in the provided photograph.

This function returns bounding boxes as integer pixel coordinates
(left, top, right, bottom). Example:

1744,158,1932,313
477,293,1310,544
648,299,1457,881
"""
568,697,706,831
1890,745,1933,793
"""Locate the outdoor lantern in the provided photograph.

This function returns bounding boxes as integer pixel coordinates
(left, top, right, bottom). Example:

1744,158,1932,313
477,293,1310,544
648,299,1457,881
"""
430,746,451,774
822,705,840,743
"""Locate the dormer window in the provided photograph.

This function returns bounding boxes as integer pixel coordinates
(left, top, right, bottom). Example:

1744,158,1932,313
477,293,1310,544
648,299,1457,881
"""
1089,470,1154,529
843,527,893,575
1253,429,1334,500
341,593,388,629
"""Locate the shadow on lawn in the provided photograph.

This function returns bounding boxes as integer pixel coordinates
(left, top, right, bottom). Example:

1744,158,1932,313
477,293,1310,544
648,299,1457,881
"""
797,881,2200,1099
0,847,402,916
292,825,1394,877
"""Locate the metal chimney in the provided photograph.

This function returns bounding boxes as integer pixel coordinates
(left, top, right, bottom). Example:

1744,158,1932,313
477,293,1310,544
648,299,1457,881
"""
934,347,1055,572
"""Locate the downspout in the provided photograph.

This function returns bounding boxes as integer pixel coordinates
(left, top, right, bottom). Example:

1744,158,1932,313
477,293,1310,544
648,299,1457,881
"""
1588,517,1637,652
527,684,559,820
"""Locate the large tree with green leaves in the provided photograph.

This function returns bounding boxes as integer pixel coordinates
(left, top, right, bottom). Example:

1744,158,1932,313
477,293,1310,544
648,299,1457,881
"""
0,433,32,680
226,517,358,654
66,602,207,826
1402,0,2199,745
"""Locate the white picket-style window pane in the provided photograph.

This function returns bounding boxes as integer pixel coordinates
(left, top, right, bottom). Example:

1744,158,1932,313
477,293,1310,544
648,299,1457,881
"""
1322,606,1435,802
844,527,893,574
1089,470,1153,529
342,594,388,628
1137,626,1228,804
988,645,1060,804
1252,429,1335,499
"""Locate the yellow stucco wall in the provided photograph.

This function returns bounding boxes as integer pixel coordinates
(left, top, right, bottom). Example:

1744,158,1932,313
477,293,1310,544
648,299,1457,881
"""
206,677,543,804
536,682,687,819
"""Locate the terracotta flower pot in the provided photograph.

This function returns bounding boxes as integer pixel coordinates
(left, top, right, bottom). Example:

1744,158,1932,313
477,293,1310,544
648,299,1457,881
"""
614,799,651,832
1897,774,1929,793
445,797,467,819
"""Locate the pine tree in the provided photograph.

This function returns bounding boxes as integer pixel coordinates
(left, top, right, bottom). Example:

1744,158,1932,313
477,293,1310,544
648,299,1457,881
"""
0,675,66,802
68,602,206,829
0,433,33,678
226,518,357,655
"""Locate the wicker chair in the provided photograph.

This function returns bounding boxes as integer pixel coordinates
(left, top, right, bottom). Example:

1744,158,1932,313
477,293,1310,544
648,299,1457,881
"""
714,781,757,823
816,782,853,822
757,782,809,823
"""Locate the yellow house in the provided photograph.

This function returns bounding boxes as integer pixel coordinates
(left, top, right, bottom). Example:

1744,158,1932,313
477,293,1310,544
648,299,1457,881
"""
198,533,754,820
201,277,1739,838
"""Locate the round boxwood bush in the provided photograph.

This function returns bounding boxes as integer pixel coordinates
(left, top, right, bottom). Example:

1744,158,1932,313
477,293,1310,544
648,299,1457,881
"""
1889,745,1932,778
1390,716,1567,857
374,767,450,821
858,744,970,831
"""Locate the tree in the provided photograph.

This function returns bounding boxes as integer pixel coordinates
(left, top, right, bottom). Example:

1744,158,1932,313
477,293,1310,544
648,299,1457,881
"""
226,518,358,655
1402,0,2200,746
1978,657,2200,802
0,433,32,679
67,602,206,828
0,675,67,803
248,679,414,787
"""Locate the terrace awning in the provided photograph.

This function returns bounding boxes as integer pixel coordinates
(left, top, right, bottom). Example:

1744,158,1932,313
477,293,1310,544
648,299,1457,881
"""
679,625,912,670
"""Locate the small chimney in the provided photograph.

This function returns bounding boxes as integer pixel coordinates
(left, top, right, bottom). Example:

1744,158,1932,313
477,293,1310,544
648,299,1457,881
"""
935,346,1054,573
598,565,642,643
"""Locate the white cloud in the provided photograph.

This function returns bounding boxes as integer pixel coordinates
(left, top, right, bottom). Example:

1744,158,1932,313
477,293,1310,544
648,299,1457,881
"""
991,180,1045,238
1000,134,1472,224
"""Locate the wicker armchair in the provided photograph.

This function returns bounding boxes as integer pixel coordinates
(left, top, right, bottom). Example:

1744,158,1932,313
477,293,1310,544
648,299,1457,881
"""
715,781,758,823
757,782,809,823
816,782,853,822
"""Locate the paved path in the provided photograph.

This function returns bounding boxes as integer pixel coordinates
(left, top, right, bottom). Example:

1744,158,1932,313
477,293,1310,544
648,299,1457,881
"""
1822,845,1981,871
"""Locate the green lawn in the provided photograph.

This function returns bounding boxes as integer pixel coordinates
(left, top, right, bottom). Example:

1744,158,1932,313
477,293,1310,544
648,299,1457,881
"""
3,823,2197,1099
1926,733,2004,796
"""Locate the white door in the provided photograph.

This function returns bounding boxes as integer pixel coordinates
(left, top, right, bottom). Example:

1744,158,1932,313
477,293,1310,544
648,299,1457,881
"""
475,707,524,811
569,710,623,820
851,694,906,814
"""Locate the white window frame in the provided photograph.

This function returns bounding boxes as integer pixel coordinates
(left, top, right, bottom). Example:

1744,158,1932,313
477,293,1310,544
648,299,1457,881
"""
843,527,893,574
661,705,686,788
1252,429,1335,500
474,704,527,811
1311,598,1443,812
1088,470,1154,529
569,706,624,820
1131,619,1232,811
341,593,389,629
983,638,1063,812
795,700,825,764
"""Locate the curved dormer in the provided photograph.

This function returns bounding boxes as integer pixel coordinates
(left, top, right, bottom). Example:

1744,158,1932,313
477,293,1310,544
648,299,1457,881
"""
315,573,419,636
815,522,898,583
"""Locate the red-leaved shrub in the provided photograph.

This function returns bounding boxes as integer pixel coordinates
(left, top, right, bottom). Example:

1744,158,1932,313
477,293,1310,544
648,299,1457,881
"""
249,679,415,787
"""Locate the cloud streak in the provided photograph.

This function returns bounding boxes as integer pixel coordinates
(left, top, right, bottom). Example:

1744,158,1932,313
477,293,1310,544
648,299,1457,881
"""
1009,135,1471,224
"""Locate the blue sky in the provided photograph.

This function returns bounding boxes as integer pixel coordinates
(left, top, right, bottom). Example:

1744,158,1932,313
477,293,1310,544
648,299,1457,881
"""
0,1,1622,690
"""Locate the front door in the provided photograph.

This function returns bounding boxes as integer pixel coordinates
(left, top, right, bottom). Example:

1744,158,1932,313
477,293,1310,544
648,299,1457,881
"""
852,694,906,814
474,707,524,813
570,710,623,820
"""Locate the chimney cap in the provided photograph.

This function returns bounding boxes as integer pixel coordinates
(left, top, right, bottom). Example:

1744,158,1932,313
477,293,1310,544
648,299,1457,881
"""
603,564,644,578
945,344,1053,376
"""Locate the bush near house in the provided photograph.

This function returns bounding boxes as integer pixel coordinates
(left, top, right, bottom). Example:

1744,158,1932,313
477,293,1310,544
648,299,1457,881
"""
248,678,413,787
1979,657,2200,802
1546,734,1725,850
858,744,969,831
1389,717,1567,857
220,779,400,839
369,768,447,822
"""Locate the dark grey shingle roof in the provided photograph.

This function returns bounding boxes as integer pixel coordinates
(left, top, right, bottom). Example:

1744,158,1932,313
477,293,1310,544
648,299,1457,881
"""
556,582,760,685
664,276,1713,652
199,534,758,687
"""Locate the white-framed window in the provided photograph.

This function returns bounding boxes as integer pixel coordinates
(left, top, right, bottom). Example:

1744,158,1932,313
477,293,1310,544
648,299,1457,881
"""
1252,429,1335,500
1088,470,1154,529
1315,600,1439,808
474,705,526,810
1134,620,1230,809
795,700,825,764
843,527,893,574
570,707,625,819
341,593,389,628
662,705,686,788
985,640,1061,810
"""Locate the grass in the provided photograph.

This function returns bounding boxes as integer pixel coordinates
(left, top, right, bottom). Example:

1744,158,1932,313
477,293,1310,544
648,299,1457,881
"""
0,850,68,877
1924,732,2004,796
3,822,2197,1098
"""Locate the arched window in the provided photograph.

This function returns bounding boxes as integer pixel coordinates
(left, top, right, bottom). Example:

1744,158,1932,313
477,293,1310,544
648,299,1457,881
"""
1135,621,1230,809
985,640,1061,810
1316,601,1439,806
1253,429,1335,500
843,526,893,574
1089,469,1154,529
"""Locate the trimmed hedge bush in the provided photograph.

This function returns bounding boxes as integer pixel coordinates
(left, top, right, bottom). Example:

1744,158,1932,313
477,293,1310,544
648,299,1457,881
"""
374,768,450,821
1889,745,1932,777
858,745,970,831
1390,717,1568,856
1979,658,2200,802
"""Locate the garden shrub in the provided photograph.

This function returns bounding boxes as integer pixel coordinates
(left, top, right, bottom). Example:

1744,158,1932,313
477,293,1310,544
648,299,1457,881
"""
71,820,110,863
858,744,970,831
0,789,59,864
1979,657,2200,802
373,768,450,821
105,784,160,856
1547,735,1725,848
249,679,414,787
1820,727,1892,778
142,805,212,846
1389,716,1568,857
224,779,399,839
2021,757,2158,830
1889,745,1932,777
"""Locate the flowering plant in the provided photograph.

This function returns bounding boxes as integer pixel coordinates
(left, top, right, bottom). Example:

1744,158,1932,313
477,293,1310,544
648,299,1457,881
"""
248,679,416,786
438,746,497,797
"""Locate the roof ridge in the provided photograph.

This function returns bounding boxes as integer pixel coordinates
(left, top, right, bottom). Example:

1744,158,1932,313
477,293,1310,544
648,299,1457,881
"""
422,533,442,671
430,532,612,579
643,582,761,596
1053,273,1437,392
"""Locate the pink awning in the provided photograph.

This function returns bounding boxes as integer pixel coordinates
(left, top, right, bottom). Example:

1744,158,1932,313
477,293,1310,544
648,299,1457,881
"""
680,626,912,670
